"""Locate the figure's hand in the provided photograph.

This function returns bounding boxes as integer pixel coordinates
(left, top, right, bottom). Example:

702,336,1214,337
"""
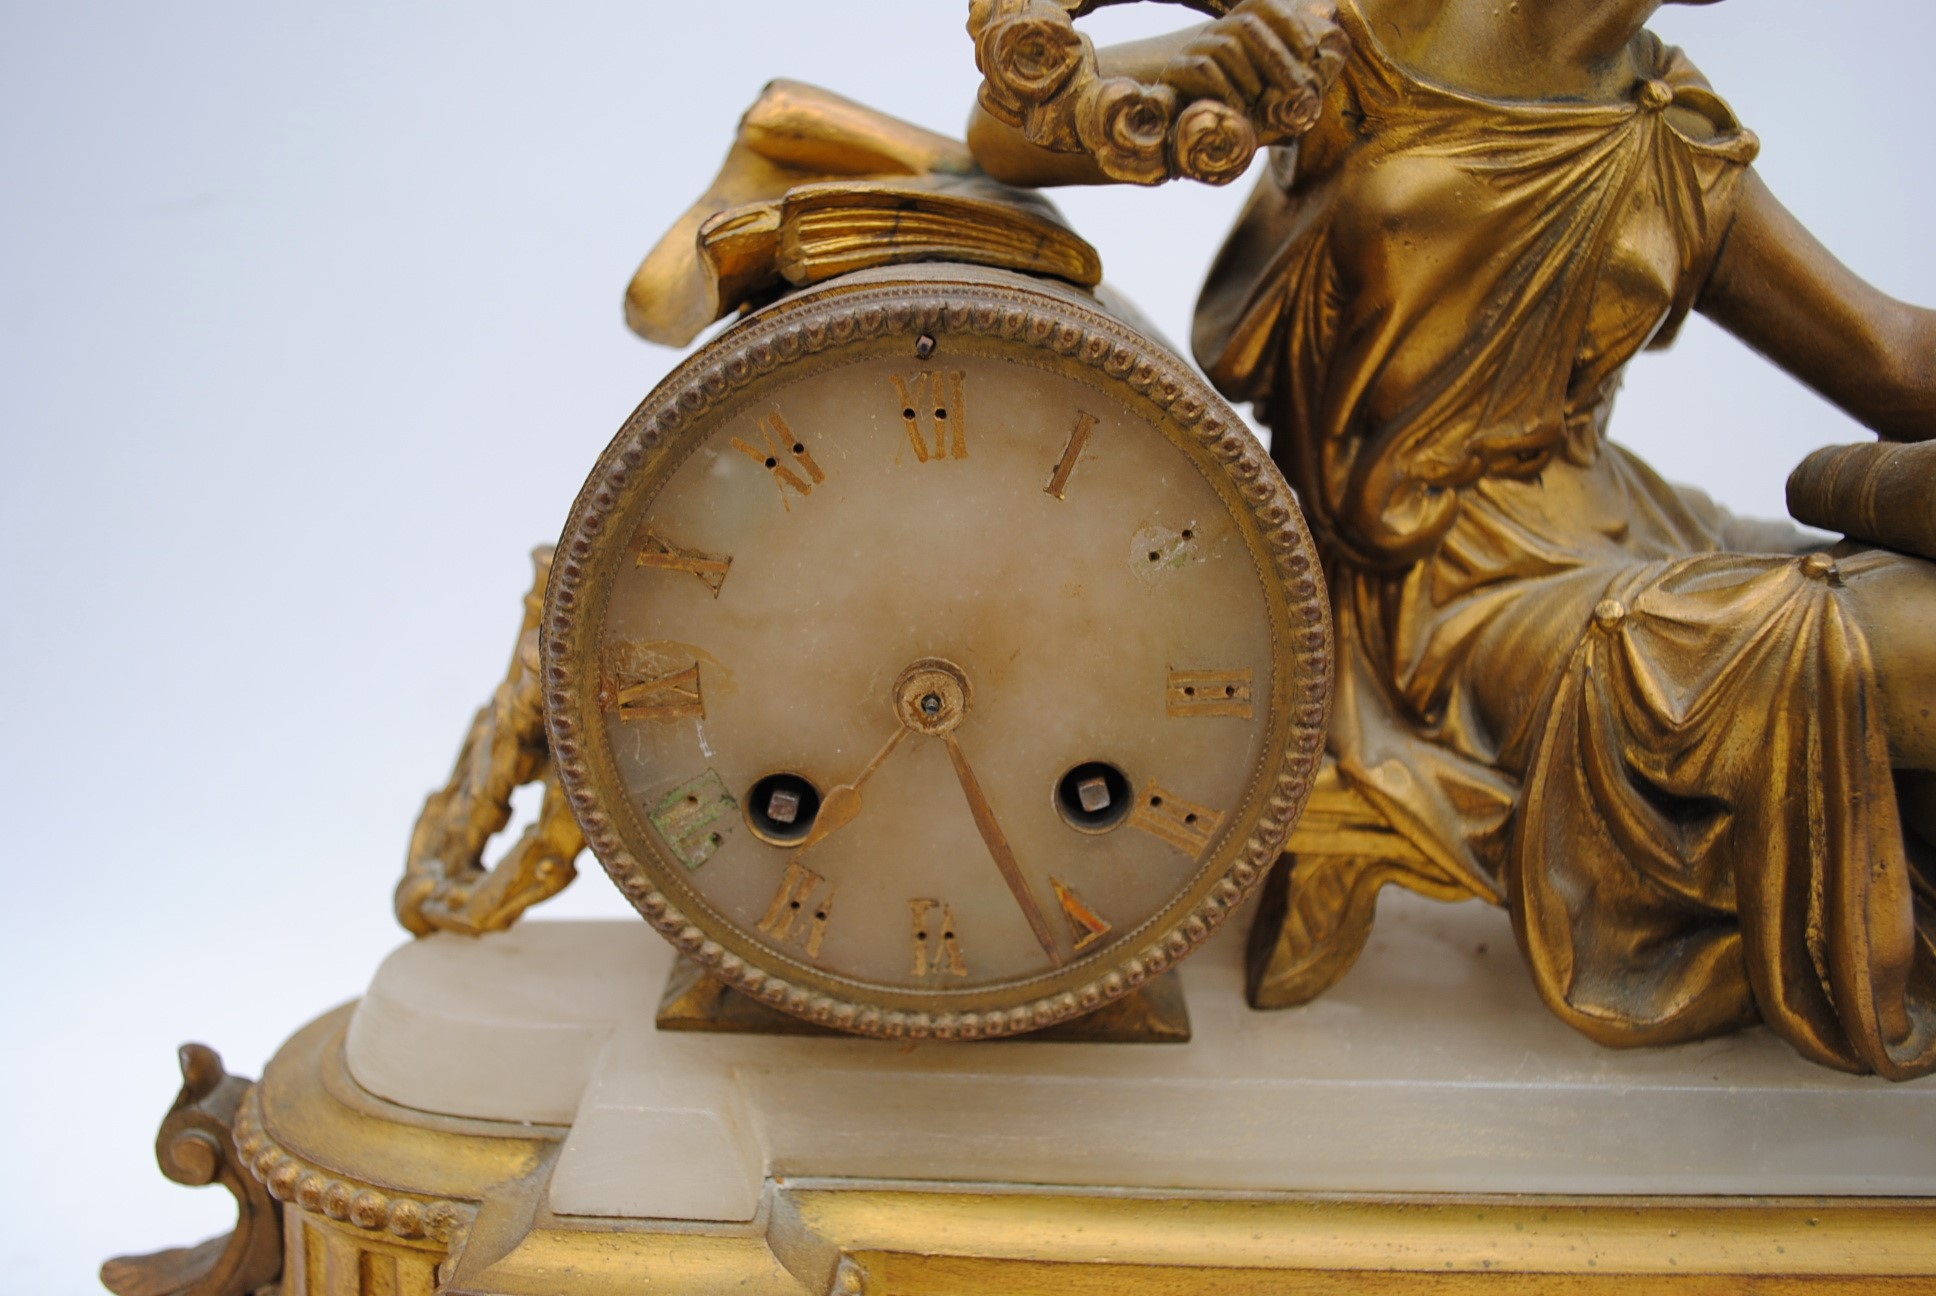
969,0,1346,187
1161,0,1346,141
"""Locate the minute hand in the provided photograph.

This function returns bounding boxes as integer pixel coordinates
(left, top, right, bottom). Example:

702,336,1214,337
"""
941,731,1063,968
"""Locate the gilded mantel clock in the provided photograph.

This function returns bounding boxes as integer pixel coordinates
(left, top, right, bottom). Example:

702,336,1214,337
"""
96,3,1936,1292
543,263,1331,1040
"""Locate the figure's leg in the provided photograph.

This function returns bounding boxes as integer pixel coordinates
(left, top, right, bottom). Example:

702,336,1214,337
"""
1837,552,1936,771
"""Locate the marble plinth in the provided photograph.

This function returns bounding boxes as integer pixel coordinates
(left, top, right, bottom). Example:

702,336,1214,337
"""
344,893,1936,1224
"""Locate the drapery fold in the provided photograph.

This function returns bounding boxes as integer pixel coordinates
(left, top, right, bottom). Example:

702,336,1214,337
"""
1199,2,1936,1076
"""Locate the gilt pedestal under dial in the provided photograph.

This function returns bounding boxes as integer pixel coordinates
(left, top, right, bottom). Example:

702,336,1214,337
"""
543,264,1331,1040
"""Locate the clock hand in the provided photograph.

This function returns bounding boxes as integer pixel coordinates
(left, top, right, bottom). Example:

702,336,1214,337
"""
941,730,1064,968
795,727,908,852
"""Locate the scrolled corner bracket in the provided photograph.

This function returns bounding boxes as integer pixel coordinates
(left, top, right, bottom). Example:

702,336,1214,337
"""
395,544,586,938
968,0,1346,186
100,1044,283,1296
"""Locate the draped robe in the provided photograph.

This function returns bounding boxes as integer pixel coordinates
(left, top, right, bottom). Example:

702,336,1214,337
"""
1196,2,1936,1077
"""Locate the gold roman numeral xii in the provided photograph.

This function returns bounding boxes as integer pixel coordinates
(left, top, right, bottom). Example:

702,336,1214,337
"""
891,372,967,462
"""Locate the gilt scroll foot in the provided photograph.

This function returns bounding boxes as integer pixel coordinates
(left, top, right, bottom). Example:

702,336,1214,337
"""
100,1045,282,1296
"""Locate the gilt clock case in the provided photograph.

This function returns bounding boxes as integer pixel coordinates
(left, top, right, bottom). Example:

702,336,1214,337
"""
543,263,1331,1040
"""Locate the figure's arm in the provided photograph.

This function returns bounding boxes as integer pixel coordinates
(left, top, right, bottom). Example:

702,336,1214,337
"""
1699,169,1936,442
969,30,1201,187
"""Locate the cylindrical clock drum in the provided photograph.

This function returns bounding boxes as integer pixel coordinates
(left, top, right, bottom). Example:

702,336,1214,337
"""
543,263,1330,1039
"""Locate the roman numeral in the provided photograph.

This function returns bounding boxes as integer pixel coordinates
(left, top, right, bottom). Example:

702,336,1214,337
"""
613,662,703,723
732,409,825,509
890,372,968,462
908,899,968,977
1128,781,1224,856
757,860,835,957
634,525,732,597
647,770,735,870
1050,878,1111,952
1166,667,1255,719
1044,411,1098,500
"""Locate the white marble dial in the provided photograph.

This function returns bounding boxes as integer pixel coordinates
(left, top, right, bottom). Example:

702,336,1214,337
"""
592,347,1275,994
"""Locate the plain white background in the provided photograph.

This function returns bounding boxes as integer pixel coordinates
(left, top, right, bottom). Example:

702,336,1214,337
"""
4,2,1933,1289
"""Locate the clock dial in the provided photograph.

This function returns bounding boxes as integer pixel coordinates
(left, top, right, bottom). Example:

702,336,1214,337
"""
595,348,1271,987
547,270,1330,1038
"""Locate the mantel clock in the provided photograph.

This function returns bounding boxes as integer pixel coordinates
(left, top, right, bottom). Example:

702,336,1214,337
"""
99,3,1936,1292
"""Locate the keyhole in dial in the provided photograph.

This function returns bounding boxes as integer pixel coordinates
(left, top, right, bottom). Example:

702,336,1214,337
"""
1054,761,1132,834
746,772,822,846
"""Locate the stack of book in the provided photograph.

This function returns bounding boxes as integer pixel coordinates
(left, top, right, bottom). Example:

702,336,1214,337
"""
1788,439,1936,560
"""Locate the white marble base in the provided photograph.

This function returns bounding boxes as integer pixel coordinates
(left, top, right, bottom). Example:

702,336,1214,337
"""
345,893,1936,1223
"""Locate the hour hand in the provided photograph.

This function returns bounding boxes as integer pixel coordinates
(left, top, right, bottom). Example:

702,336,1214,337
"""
795,728,906,851
793,656,965,853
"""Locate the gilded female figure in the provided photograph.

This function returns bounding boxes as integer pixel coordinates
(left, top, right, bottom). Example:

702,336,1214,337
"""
973,0,1936,1077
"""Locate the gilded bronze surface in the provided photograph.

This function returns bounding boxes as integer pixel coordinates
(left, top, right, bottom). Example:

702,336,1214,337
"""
1790,439,1936,573
656,955,1193,1042
1249,761,1478,1008
98,7,1936,1294
973,0,1936,1078
458,1193,1936,1294
384,0,1934,1074
101,1046,282,1296
110,1006,1936,1294
395,547,583,937
625,79,1101,348
970,0,1346,185
239,1007,560,1296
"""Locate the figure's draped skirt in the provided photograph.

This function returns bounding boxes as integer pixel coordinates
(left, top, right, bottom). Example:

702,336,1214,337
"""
1195,0,1936,1075
1509,544,1936,1077
1323,450,1936,1076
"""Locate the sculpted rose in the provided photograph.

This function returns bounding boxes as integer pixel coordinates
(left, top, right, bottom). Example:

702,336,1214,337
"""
1175,99,1258,186
983,11,1085,104
1077,77,1176,186
1260,86,1323,139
